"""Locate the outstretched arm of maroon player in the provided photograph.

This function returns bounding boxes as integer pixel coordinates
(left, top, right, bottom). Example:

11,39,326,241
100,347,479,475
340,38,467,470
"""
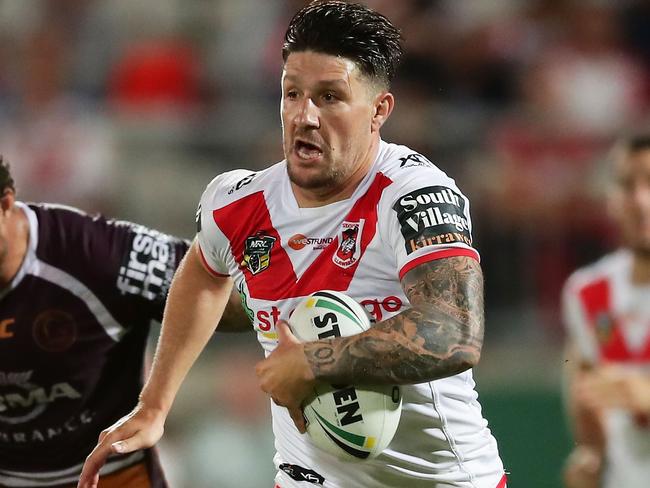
78,241,233,488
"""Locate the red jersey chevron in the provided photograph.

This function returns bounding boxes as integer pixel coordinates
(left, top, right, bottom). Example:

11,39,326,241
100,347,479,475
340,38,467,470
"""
212,173,393,300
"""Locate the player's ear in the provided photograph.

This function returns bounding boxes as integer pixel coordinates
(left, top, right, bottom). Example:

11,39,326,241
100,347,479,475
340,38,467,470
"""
371,91,394,133
0,188,15,215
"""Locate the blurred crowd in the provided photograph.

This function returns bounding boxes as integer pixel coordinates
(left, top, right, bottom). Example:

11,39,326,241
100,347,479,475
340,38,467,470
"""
2,0,648,341
1,0,649,484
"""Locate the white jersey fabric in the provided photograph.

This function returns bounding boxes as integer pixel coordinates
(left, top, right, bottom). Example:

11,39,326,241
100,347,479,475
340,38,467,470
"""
198,140,505,487
563,250,650,488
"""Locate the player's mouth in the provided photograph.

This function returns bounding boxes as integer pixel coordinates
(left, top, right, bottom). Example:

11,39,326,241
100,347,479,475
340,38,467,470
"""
294,139,323,161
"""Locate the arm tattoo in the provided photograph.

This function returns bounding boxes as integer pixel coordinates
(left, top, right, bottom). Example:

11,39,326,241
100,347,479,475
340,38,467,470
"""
303,256,484,385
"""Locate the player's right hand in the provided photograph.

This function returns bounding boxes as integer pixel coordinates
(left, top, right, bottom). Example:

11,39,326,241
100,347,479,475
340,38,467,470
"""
77,403,166,488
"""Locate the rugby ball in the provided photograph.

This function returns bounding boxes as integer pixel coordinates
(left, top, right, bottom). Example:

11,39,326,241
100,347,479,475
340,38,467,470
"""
289,290,402,461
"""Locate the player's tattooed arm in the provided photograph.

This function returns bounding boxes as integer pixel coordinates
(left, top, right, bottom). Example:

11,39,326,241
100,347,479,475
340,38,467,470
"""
303,256,484,385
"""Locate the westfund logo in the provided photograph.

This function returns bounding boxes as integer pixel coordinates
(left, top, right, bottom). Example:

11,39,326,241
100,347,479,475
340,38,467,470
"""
393,185,472,254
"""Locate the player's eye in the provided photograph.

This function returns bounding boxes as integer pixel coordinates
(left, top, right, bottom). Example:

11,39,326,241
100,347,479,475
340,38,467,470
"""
322,92,337,102
286,90,299,100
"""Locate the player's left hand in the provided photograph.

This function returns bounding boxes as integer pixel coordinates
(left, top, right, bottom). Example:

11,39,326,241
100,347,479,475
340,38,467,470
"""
576,366,650,415
256,320,316,433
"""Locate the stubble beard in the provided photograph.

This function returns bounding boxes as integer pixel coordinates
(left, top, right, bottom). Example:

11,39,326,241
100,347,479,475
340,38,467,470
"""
286,155,347,192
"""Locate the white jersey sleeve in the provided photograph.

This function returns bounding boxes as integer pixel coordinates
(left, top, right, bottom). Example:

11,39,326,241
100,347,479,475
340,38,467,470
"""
196,169,256,277
379,162,480,280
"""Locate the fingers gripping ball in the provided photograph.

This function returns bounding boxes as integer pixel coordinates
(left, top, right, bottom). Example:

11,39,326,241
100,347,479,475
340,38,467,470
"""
289,290,402,461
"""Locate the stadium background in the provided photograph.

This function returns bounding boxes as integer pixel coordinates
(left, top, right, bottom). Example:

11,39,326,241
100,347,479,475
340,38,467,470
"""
2,0,649,486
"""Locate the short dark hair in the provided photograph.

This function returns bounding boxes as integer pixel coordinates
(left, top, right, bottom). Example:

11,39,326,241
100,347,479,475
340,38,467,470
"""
282,1,403,89
0,156,15,194
611,133,650,166
623,134,650,154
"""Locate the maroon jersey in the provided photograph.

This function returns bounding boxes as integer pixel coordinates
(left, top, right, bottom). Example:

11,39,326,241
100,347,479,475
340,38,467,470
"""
0,202,189,487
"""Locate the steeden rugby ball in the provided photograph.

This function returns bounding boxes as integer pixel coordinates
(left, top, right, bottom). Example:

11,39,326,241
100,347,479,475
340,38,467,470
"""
289,290,402,461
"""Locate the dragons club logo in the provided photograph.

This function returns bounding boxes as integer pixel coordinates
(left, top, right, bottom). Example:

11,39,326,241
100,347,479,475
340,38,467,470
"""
332,220,364,269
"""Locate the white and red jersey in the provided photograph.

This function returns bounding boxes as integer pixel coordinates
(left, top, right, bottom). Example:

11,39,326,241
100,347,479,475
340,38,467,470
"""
198,140,505,488
563,249,650,488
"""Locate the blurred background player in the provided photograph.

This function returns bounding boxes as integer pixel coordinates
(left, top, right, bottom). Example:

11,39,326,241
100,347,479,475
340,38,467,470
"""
0,157,246,487
562,134,650,488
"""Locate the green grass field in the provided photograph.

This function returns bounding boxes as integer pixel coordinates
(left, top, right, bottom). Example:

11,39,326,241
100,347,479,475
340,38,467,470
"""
480,388,573,488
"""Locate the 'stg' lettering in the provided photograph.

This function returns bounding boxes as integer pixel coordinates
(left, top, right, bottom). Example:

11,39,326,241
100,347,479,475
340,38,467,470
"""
256,306,281,331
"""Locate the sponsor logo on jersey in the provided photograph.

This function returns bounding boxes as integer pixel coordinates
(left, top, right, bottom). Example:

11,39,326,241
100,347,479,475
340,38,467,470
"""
399,152,435,169
32,310,77,352
360,296,403,322
288,234,334,251
255,305,281,339
332,220,364,268
0,318,14,339
0,409,95,445
0,371,32,387
0,375,82,423
228,173,257,194
393,185,472,254
117,227,176,300
241,234,276,275
279,463,325,485
253,295,402,338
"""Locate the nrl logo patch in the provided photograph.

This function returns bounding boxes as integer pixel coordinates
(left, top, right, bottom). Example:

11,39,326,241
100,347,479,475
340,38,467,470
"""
332,220,364,269
241,234,276,275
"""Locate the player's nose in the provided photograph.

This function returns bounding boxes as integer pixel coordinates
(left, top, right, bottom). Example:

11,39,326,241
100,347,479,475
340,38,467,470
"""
295,97,320,129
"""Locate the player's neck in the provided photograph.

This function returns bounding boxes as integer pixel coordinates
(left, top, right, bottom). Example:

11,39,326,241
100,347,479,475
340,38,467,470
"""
292,140,379,208
0,206,29,288
631,250,650,285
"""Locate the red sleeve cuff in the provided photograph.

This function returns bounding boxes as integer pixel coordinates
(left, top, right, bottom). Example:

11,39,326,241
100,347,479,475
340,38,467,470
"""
198,244,230,278
399,248,480,280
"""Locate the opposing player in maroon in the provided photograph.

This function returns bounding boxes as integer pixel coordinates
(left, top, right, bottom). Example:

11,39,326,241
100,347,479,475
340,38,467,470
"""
0,158,187,487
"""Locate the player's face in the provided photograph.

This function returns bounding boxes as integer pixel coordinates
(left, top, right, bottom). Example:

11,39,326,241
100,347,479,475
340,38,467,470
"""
611,149,650,253
281,51,381,193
